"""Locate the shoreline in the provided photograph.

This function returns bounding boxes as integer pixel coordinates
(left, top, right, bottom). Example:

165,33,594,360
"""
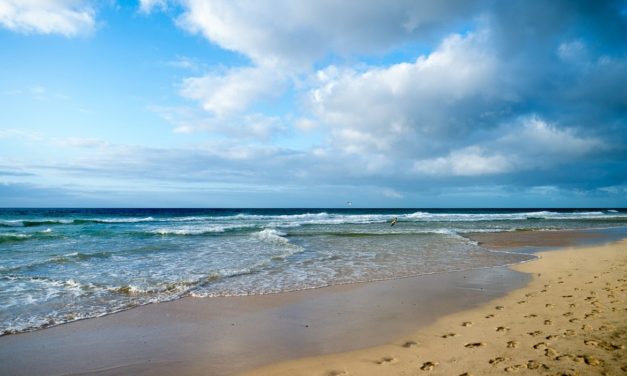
242,238,627,375
0,228,624,375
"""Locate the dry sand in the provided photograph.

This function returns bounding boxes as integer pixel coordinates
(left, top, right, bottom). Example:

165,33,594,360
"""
241,240,627,376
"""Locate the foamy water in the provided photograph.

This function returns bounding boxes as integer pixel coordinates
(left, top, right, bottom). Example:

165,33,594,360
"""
1,208,625,335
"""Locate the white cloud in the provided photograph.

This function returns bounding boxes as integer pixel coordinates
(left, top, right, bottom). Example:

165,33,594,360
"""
139,0,168,14
412,116,606,177
0,0,95,36
150,105,288,140
180,66,284,117
382,188,403,199
308,30,500,157
499,116,605,159
413,146,512,176
176,0,485,68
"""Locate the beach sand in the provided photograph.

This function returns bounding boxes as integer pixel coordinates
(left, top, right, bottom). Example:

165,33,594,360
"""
241,239,627,376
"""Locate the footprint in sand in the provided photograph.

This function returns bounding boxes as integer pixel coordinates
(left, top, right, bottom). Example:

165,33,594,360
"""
328,370,348,376
528,331,543,337
524,313,537,318
533,342,548,349
507,341,518,348
420,361,438,371
462,321,473,327
495,305,505,310
545,304,554,309
581,324,593,331
517,300,526,304
545,335,559,340
442,333,458,338
496,326,510,332
526,360,545,370
459,373,473,376
584,339,599,346
585,339,625,351
485,314,495,319
544,320,552,325
569,303,576,308
525,292,537,297
562,312,573,317
402,340,418,348
544,347,558,357
563,329,576,336
465,342,486,348
584,355,602,366
504,364,527,372
569,318,579,323
375,357,397,365
488,356,508,365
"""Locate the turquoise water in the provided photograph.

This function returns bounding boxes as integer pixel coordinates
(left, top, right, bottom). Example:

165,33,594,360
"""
1,208,625,335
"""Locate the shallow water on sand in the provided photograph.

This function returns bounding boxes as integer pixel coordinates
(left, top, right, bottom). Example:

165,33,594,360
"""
1,208,625,334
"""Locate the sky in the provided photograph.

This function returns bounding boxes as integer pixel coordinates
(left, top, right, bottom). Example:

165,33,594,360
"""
0,0,626,208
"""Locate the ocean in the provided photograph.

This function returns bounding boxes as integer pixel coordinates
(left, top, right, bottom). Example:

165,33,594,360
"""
1,208,625,335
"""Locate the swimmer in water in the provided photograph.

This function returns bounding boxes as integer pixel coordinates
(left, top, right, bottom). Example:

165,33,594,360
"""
390,217,397,226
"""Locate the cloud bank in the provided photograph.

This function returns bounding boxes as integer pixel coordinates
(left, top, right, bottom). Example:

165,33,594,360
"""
1,0,625,206
0,0,95,36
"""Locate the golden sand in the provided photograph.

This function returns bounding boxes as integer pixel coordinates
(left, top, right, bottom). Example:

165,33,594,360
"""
241,240,627,376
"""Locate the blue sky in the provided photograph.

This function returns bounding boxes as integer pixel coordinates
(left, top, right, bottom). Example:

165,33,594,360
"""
0,0,626,207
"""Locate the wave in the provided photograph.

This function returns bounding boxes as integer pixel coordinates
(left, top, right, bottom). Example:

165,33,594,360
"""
252,229,305,261
147,224,257,236
0,251,114,274
0,233,31,243
0,217,157,227
2,210,625,230
0,229,60,244
72,217,156,224
0,219,70,227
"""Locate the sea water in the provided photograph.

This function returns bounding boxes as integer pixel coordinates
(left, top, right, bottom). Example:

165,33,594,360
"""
1,208,625,335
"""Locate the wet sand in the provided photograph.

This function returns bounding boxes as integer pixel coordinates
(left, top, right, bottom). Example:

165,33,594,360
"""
465,229,603,250
244,239,627,376
0,257,529,375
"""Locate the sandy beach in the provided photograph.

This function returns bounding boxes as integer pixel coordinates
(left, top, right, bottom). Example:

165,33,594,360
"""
242,238,627,376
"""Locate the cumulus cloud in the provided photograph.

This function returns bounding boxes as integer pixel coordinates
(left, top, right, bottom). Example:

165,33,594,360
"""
413,146,512,176
176,0,487,67
412,116,606,177
180,66,285,117
308,30,504,161
0,0,95,36
499,116,605,160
